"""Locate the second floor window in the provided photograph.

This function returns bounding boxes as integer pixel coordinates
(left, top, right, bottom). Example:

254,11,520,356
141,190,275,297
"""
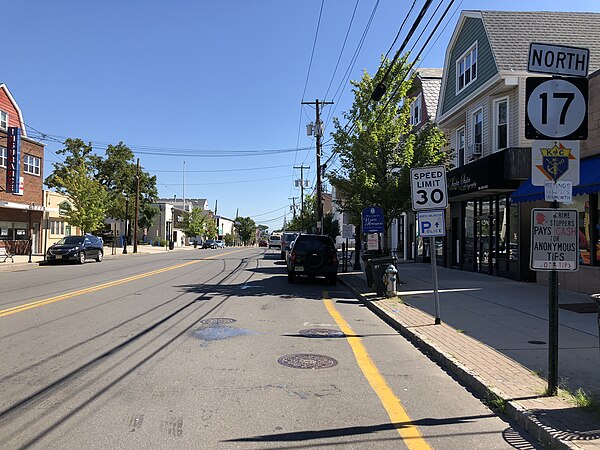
456,127,465,166
495,98,508,151
410,95,422,126
472,110,483,156
0,110,7,130
0,146,6,167
24,154,40,175
457,44,477,93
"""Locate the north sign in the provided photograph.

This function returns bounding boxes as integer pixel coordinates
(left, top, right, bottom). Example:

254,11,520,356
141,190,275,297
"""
525,77,588,140
528,43,589,78
410,166,448,211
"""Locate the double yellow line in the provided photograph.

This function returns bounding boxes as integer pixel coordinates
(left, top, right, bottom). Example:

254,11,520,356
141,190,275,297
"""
0,249,245,319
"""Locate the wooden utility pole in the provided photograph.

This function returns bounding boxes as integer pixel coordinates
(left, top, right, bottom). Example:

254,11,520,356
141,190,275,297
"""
133,158,140,253
301,99,333,234
294,165,310,214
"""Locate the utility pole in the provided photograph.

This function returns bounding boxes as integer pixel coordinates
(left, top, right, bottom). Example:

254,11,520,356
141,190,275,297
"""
294,164,310,213
289,197,298,220
302,99,333,234
134,158,140,253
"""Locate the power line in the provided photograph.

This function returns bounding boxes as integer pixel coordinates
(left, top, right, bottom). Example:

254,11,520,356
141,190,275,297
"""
301,0,325,101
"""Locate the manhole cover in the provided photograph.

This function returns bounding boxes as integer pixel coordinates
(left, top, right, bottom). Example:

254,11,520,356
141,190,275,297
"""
199,318,237,325
528,340,546,345
278,354,338,369
299,328,345,338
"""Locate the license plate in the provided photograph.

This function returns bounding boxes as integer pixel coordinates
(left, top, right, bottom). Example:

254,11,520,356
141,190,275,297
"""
295,266,304,272
55,255,62,260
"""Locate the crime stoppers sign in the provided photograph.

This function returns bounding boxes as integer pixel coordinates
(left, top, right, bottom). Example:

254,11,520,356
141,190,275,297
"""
530,208,579,271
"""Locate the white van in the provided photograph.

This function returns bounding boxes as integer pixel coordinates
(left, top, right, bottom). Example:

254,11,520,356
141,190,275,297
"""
268,234,281,249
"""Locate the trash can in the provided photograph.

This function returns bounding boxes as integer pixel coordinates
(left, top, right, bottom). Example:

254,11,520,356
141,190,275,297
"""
368,256,397,296
169,240,174,250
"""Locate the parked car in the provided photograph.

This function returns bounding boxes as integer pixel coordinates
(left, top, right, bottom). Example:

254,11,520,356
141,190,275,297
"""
258,239,268,247
215,240,225,248
203,239,217,249
46,235,104,264
280,231,299,259
287,234,338,284
268,234,281,249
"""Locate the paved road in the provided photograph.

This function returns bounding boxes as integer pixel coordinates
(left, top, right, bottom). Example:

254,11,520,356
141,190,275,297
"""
0,247,538,449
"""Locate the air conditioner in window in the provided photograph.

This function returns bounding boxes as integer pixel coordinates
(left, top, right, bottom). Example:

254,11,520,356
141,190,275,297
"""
472,143,482,155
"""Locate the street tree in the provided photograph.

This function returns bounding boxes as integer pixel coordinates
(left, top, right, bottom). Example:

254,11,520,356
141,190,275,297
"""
328,55,448,252
45,139,108,233
236,216,257,245
181,207,207,240
93,142,159,235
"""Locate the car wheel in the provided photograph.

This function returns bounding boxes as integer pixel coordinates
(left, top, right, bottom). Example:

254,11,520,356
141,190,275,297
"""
78,251,86,264
96,250,103,262
287,272,295,283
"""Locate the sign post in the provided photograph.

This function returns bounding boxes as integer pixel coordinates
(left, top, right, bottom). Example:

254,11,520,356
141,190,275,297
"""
526,42,588,395
411,166,448,325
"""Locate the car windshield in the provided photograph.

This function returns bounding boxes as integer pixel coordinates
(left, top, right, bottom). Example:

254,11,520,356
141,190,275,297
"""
56,236,84,245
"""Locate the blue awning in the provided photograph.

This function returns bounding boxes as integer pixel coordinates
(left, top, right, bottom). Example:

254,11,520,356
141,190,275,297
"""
510,154,600,204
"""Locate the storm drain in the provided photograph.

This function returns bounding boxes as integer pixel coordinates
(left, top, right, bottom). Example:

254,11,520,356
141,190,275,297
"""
559,303,598,314
278,354,338,369
528,340,546,345
199,318,237,325
298,328,345,338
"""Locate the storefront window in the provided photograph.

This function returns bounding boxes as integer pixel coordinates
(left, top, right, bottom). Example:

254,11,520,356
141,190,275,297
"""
0,222,12,240
0,222,28,240
572,195,591,265
509,205,519,262
464,201,475,268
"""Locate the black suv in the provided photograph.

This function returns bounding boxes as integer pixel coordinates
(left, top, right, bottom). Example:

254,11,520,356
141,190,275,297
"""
46,235,104,264
287,234,338,284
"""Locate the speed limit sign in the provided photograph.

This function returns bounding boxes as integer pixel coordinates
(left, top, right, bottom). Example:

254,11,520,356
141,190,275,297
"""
525,77,588,140
410,166,448,211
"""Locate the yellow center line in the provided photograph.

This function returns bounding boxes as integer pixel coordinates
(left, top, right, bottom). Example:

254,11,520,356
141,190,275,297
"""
0,249,246,318
323,296,432,450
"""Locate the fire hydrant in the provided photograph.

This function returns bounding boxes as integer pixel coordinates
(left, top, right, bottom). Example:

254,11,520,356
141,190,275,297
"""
383,264,398,297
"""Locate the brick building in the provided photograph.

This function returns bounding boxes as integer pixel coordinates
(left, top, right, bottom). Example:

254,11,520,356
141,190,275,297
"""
0,84,45,255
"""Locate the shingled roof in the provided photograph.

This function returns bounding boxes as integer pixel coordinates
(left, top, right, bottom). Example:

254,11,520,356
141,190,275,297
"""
478,10,600,73
415,69,443,123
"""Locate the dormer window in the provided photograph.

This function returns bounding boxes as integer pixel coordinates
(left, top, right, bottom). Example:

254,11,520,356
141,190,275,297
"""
0,110,7,130
456,43,477,93
410,94,422,126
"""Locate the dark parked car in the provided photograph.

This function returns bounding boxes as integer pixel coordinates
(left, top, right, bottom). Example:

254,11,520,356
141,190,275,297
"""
202,239,217,249
46,235,104,264
280,231,299,259
287,234,338,284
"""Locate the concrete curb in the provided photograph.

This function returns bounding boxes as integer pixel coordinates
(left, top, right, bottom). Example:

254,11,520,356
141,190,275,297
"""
338,276,596,450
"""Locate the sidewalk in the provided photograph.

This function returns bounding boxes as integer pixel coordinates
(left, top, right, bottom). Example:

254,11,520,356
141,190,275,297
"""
338,263,600,450
0,243,197,272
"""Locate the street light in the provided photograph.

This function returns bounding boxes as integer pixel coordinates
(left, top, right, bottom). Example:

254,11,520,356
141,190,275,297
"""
123,193,129,254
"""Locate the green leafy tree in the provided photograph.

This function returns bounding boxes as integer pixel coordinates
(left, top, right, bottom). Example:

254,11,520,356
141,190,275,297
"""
328,56,448,251
45,139,108,233
93,142,159,236
236,216,257,245
223,233,234,246
181,207,207,238
205,217,218,239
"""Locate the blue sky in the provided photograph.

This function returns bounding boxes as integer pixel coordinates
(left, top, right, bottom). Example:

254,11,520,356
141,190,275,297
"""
4,0,600,230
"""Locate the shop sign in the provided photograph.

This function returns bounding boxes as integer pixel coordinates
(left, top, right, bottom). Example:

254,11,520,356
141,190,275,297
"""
530,208,578,271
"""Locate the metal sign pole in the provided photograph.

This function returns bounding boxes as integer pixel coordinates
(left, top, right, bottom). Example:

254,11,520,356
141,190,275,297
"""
430,236,441,325
548,200,559,395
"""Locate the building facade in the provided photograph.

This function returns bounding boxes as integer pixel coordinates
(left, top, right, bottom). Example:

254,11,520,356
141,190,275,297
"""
0,84,45,255
436,11,600,284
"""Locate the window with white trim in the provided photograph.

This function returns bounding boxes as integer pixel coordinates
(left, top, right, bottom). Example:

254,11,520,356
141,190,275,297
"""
494,98,508,151
0,110,7,130
410,94,422,126
456,43,477,93
456,127,465,167
24,154,40,175
0,146,6,167
472,109,483,156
